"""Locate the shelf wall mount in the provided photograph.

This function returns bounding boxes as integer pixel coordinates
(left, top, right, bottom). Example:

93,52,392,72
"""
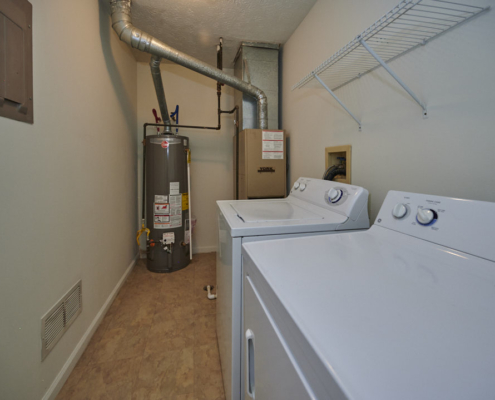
292,0,490,130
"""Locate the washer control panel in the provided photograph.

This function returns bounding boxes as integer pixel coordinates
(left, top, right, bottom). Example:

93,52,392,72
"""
289,177,369,222
375,191,495,262
380,194,444,230
291,179,349,206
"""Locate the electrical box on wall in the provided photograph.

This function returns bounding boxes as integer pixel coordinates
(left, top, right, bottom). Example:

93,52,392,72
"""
325,145,351,184
0,0,33,124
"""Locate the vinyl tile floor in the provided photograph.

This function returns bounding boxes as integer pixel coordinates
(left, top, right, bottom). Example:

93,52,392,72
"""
56,252,225,400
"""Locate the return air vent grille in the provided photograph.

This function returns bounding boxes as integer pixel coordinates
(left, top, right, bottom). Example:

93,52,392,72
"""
41,280,82,360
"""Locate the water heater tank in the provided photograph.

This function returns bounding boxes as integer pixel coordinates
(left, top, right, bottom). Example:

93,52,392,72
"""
145,134,190,273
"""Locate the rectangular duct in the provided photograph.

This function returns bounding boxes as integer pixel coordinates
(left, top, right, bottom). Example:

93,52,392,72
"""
41,280,82,360
234,42,280,131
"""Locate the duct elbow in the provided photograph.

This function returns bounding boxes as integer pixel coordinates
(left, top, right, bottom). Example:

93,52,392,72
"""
111,0,152,51
110,0,131,36
114,24,152,52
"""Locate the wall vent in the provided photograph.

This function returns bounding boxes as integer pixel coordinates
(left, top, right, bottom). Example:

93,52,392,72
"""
41,280,82,360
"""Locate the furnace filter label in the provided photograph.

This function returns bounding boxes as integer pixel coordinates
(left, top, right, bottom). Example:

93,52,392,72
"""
170,182,180,195
169,194,182,228
262,130,284,160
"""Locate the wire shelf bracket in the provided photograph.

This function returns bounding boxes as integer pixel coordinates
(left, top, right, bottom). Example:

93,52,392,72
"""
292,0,490,130
360,37,428,118
314,74,362,131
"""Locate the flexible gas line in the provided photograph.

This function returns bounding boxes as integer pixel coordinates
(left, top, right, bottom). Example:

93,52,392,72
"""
136,219,150,246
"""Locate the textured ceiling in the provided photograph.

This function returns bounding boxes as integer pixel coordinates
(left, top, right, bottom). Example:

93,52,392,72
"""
123,0,317,65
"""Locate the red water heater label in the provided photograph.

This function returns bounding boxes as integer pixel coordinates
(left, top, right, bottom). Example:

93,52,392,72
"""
161,140,169,149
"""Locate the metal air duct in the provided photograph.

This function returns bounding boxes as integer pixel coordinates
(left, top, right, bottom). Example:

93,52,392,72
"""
149,55,172,132
110,0,268,129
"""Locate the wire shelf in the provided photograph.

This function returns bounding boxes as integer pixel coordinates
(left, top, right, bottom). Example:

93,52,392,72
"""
292,0,489,92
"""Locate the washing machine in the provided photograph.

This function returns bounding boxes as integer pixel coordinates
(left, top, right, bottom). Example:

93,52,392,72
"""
242,191,495,400
216,177,370,400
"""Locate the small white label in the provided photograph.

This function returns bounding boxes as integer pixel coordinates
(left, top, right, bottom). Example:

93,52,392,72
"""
155,195,168,203
170,182,180,195
162,232,175,244
154,203,170,215
183,139,188,146
262,130,284,160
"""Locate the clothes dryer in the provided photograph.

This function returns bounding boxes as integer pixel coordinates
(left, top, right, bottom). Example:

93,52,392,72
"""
242,191,495,400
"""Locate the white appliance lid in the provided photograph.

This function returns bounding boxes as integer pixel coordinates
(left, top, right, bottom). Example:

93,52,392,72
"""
231,201,324,223
218,197,350,238
242,226,495,400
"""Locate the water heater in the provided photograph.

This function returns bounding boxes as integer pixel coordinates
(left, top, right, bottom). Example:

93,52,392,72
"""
145,134,190,273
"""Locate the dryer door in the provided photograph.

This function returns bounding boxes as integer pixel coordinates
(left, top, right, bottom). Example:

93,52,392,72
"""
243,273,312,400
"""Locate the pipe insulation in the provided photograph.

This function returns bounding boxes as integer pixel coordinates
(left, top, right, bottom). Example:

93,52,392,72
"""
110,0,268,129
150,55,172,132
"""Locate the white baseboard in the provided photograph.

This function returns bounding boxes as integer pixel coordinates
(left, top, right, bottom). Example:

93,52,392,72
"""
42,253,139,400
193,245,217,254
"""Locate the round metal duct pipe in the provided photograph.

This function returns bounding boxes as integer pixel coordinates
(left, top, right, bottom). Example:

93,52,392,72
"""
110,0,268,129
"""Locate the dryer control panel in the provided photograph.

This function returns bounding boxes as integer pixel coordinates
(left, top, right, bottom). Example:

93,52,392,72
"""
289,177,369,222
375,191,495,262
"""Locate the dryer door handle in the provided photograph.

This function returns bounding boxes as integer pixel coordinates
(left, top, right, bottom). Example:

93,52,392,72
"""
246,329,255,399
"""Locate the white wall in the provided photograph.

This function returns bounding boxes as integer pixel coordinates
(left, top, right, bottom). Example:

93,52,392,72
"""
137,63,235,253
0,1,138,399
282,0,495,220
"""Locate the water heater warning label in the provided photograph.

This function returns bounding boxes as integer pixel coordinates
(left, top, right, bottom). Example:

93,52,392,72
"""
171,215,182,228
154,203,170,214
170,182,180,195
169,195,182,228
154,215,170,229
154,202,170,229
182,193,189,210
262,130,284,160
155,195,168,203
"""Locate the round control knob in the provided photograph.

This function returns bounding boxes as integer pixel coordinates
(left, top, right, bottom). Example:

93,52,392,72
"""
293,182,300,190
300,183,307,192
392,203,408,219
328,188,343,203
416,208,437,225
